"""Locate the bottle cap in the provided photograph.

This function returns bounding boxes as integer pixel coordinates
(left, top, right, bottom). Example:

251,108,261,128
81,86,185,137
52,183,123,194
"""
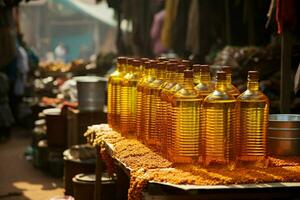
140,57,149,64
221,66,232,73
157,57,168,62
181,60,191,68
117,57,127,64
193,64,201,72
177,65,186,73
167,62,177,71
149,60,157,68
248,71,259,81
132,59,141,67
127,58,134,66
184,70,194,78
157,62,167,70
200,65,210,72
216,71,227,81
144,61,151,69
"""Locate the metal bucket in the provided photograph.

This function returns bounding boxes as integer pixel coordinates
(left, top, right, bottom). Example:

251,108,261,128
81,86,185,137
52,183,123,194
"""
268,114,300,156
74,76,107,112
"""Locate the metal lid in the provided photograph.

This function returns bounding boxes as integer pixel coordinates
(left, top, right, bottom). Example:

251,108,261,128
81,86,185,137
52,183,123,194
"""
269,114,300,122
75,173,96,183
73,76,107,83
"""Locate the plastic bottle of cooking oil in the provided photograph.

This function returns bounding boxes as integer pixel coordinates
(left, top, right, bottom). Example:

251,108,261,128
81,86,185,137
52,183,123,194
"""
170,70,202,164
194,65,213,98
222,66,240,98
157,63,178,149
107,57,127,131
162,64,186,157
203,71,237,167
237,71,269,164
140,60,157,142
144,62,167,147
136,61,155,141
120,59,140,137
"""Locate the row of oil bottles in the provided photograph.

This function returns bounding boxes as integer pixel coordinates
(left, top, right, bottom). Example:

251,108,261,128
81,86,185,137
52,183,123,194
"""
108,57,269,167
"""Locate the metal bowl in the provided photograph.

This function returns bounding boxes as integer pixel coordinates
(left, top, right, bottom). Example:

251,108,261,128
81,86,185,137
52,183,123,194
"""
268,114,300,156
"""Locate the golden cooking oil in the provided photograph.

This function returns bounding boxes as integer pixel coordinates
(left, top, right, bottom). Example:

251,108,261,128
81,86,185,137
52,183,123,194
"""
139,60,157,143
162,65,186,157
157,63,177,149
136,60,154,141
120,59,140,137
237,71,269,163
194,65,213,98
203,71,237,167
170,70,202,164
144,62,167,147
222,66,240,98
107,57,126,131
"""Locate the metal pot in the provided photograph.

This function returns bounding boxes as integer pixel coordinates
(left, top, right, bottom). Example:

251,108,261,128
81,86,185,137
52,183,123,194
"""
74,76,107,112
268,114,300,156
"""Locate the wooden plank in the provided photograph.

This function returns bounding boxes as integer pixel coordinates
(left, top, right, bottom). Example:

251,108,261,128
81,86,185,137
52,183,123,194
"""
280,30,292,113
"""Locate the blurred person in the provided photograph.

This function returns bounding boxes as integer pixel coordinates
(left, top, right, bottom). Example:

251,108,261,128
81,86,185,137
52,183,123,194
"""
0,72,14,141
54,42,67,62
150,4,168,56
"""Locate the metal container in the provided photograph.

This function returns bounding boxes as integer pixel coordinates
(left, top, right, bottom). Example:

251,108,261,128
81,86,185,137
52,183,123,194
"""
74,76,107,112
44,108,67,148
268,114,300,156
63,148,96,195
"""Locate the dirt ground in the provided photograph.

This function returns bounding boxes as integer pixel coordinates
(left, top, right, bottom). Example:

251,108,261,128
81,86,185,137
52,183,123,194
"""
0,128,64,200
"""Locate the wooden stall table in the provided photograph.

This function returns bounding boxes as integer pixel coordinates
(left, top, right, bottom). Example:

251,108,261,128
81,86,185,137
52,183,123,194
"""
84,124,300,200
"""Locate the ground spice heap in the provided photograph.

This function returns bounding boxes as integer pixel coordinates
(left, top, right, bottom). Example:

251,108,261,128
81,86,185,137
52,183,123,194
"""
85,124,300,200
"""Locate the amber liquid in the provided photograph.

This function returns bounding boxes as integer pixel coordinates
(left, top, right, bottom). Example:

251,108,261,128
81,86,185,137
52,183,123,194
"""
237,81,269,163
157,71,176,149
137,68,155,141
203,79,237,167
144,70,165,147
226,74,240,98
120,68,138,137
203,101,237,166
170,77,202,164
162,74,184,157
107,63,124,131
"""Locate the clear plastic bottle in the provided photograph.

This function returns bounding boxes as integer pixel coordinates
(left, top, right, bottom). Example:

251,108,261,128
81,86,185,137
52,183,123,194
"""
140,60,157,143
222,66,240,98
163,65,186,157
170,70,202,164
120,59,140,137
157,62,177,148
136,61,155,141
237,71,269,163
107,57,126,131
144,62,167,147
203,71,237,167
194,65,213,98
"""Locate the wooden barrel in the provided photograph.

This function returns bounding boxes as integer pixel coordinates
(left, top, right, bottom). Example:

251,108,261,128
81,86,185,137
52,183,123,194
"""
268,114,300,156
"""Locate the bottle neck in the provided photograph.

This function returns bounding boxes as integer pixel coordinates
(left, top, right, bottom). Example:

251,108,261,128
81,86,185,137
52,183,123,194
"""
215,80,227,91
169,71,176,81
247,80,260,91
157,69,163,79
226,73,232,84
199,72,211,84
183,77,195,91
